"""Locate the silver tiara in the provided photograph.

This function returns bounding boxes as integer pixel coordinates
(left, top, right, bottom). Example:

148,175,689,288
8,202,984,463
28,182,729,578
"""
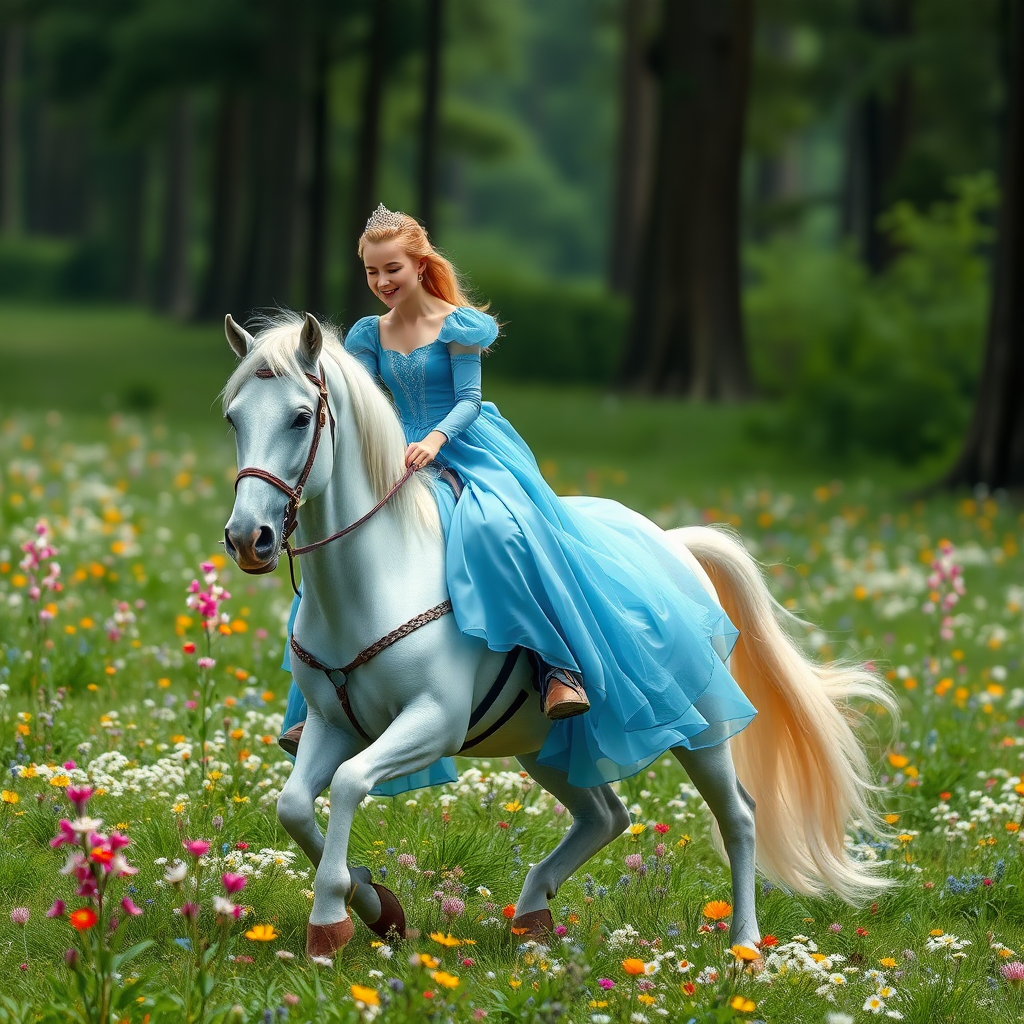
364,202,406,232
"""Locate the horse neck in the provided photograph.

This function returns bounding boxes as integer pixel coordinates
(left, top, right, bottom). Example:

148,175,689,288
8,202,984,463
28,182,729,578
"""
291,374,443,633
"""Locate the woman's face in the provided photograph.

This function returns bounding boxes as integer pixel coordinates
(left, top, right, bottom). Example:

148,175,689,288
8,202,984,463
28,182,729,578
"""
362,240,424,309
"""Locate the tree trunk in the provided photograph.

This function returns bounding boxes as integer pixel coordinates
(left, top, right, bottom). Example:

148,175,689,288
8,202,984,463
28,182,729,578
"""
841,0,914,274
619,0,755,400
0,24,24,235
196,92,249,319
608,0,656,294
417,0,444,237
117,147,148,303
238,8,305,314
156,94,193,318
941,0,1024,490
344,0,389,321
306,38,329,315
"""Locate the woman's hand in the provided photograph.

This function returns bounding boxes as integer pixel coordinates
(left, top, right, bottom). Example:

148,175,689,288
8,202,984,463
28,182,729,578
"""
405,430,446,469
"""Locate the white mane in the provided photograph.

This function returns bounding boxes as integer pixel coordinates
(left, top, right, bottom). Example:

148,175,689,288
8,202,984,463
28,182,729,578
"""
222,312,439,535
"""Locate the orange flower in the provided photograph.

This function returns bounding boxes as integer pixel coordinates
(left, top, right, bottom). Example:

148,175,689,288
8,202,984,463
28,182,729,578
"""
350,984,379,1007
70,907,98,930
681,982,696,996
702,900,732,921
731,945,761,962
502,904,517,919
730,995,756,1012
622,958,647,976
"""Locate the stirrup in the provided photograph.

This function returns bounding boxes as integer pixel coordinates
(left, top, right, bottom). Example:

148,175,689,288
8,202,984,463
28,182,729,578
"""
279,720,305,756
541,667,590,720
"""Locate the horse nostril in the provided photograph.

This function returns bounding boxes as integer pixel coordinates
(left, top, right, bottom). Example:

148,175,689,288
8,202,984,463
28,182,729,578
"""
254,526,276,558
224,529,237,558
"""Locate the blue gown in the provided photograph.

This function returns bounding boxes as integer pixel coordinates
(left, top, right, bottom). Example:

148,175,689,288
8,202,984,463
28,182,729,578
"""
282,307,755,793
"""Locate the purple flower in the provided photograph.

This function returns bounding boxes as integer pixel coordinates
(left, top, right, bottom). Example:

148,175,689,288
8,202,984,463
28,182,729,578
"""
1001,962,1024,985
46,899,66,918
10,907,29,926
597,978,615,990
442,897,465,919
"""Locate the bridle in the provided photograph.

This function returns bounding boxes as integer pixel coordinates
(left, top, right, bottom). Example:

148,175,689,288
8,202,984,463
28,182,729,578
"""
233,363,414,595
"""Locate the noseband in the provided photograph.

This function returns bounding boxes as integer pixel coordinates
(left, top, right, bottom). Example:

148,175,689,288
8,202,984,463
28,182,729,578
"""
234,363,414,594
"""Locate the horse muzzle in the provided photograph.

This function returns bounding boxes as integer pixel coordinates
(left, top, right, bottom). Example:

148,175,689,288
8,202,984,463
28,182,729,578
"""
224,522,280,574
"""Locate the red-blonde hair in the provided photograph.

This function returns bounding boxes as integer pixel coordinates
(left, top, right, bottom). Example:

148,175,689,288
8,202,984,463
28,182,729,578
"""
358,213,488,312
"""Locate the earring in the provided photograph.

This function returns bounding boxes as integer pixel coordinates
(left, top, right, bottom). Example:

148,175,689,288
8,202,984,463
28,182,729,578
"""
417,274,423,282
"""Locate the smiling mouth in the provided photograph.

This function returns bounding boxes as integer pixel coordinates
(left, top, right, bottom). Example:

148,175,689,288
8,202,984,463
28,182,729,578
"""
381,287,398,298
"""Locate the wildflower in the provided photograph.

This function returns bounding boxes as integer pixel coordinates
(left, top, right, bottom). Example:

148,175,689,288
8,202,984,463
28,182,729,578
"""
121,898,143,917
502,904,516,919
1000,962,1024,985
350,984,380,1007
430,932,462,947
863,994,885,1013
69,908,98,931
183,839,210,858
757,935,778,948
625,853,644,871
681,982,696,996
1,791,18,805
221,872,247,894
654,823,670,834
164,861,188,884
731,945,761,962
702,900,732,920
10,908,29,925
442,897,465,918
244,924,278,941
597,978,615,989
431,970,460,989
46,900,66,918
879,957,897,968
628,823,646,836
503,801,522,813
622,959,647,976
729,995,756,1012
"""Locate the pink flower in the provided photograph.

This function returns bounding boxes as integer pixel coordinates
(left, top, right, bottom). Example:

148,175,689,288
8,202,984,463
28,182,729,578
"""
183,839,210,858
625,853,644,871
222,873,247,894
597,978,615,990
10,907,29,925
396,854,418,870
46,899,66,918
66,786,92,813
555,924,567,936
197,657,215,670
107,831,131,851
50,820,78,848
441,897,465,918
1002,962,1024,985
179,902,199,920
121,898,143,917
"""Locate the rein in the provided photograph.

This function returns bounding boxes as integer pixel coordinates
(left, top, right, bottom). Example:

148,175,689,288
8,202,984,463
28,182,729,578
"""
234,363,416,595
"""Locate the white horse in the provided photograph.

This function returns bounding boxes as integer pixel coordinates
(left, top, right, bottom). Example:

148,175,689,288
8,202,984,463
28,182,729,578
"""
221,311,895,959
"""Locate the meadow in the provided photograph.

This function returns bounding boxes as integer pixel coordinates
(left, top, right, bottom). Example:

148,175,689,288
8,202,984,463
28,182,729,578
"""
1,306,1023,1023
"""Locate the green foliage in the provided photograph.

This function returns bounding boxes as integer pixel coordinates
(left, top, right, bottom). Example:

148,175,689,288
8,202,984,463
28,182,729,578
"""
0,237,115,301
745,174,994,462
469,271,627,385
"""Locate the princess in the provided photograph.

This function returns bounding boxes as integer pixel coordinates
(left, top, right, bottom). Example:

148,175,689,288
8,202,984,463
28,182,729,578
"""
277,203,756,780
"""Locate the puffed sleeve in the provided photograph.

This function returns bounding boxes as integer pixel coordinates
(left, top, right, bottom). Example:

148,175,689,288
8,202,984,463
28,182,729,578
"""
343,316,380,376
437,307,499,349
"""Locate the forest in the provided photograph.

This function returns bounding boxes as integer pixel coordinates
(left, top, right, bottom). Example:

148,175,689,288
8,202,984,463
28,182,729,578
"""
0,0,1021,484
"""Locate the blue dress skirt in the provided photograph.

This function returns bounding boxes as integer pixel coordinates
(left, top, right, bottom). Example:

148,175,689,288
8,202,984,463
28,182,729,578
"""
282,308,755,794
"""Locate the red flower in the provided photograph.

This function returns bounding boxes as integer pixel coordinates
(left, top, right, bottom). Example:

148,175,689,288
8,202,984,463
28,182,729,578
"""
682,982,696,996
502,905,517,920
856,927,869,937
654,823,670,834
69,907,98,931
757,935,778,948
182,642,196,654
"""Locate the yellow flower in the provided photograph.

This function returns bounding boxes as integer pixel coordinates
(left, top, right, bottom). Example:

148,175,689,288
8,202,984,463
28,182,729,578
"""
731,945,761,962
883,813,900,825
1,791,18,805
349,984,379,1006
244,924,278,941
637,993,657,1006
930,929,944,937
503,800,523,813
431,970,460,989
879,957,898,968
49,775,70,788
730,995,756,1012
676,834,691,848
897,834,914,844
888,754,909,769
622,958,647,976
429,932,462,947
416,953,440,969
628,823,647,836
509,977,522,989
702,900,732,921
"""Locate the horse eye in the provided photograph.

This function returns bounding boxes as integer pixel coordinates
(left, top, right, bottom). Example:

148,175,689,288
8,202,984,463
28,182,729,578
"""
224,414,235,430
292,411,312,429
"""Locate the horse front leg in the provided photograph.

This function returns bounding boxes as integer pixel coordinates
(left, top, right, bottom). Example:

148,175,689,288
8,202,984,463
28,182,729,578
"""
308,704,459,958
672,740,761,952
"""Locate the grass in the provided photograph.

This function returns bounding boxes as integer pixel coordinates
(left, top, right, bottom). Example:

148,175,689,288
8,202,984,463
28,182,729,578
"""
0,304,1017,1023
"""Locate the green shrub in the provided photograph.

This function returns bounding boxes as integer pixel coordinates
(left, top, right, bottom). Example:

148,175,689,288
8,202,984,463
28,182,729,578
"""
468,271,627,385
745,173,994,463
0,236,114,301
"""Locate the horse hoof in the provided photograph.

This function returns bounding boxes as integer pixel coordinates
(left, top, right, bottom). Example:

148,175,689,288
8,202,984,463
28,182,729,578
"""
511,908,554,940
307,917,354,958
368,883,407,941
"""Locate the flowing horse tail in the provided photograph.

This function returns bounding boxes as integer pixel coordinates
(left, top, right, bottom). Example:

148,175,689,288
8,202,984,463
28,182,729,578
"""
673,525,898,904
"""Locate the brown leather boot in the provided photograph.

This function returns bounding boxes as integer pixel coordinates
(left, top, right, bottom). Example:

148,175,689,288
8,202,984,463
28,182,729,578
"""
278,721,305,757
541,667,590,720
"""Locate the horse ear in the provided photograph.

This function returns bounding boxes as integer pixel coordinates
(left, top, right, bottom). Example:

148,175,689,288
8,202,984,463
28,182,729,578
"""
299,312,324,363
225,314,254,359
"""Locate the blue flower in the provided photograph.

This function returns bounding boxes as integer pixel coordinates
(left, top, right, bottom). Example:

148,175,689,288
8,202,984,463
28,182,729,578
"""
174,937,192,950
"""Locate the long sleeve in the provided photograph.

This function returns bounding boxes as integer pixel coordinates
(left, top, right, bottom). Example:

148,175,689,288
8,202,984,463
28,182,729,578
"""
434,351,482,442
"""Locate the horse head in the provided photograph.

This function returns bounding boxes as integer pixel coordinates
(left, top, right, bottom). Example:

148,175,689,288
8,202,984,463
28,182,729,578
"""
222,312,336,575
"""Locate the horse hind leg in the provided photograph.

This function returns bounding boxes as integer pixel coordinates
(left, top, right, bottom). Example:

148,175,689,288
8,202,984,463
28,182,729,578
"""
672,740,761,951
513,751,630,936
